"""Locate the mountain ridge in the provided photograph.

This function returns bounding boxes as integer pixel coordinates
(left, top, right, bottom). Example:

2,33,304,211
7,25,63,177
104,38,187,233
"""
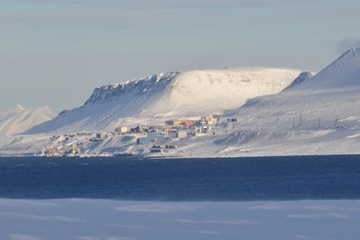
26,67,304,134
0,105,53,135
229,46,360,130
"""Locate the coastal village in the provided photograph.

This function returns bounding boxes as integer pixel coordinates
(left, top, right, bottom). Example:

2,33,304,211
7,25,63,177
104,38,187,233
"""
43,115,243,157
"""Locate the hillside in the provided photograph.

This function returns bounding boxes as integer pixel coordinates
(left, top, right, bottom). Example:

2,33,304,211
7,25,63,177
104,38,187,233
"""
26,68,304,134
211,46,360,156
0,104,53,135
228,46,360,128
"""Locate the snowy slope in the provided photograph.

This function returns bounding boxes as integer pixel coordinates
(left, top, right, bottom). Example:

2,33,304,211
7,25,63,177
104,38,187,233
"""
210,46,360,155
0,104,53,135
27,68,303,134
229,46,360,128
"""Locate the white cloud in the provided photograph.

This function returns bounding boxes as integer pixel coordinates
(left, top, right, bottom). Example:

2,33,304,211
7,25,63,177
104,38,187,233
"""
9,234,43,240
77,237,100,240
287,213,352,219
203,219,261,225
116,204,195,213
197,230,221,235
107,237,137,240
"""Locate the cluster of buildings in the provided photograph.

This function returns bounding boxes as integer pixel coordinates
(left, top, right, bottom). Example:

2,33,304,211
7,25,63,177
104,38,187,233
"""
92,115,222,146
44,115,225,156
134,115,222,145
44,141,82,157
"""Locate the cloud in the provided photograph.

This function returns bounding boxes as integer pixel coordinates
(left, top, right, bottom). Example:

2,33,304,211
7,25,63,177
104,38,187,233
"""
107,238,137,240
0,211,88,223
305,205,360,212
202,220,261,225
12,200,61,207
177,219,198,223
115,204,195,213
8,234,43,240
336,38,360,54
77,237,99,240
0,199,60,207
287,213,352,219
0,0,284,9
250,204,290,210
111,224,153,231
197,230,221,235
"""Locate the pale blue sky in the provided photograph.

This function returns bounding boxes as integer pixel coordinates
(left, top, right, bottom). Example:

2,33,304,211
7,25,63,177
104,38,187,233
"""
1,0,360,113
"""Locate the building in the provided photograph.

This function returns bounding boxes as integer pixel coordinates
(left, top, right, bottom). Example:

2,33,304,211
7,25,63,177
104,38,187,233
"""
96,132,108,138
150,147,164,153
196,119,207,125
115,126,128,134
131,124,149,133
58,135,66,141
137,135,165,144
165,120,182,126
165,145,177,149
207,118,218,125
72,143,81,154
176,130,187,138
183,120,195,127
205,115,213,121
193,132,206,137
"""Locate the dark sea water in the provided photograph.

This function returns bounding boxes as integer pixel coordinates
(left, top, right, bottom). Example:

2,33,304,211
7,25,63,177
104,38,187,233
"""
0,155,359,201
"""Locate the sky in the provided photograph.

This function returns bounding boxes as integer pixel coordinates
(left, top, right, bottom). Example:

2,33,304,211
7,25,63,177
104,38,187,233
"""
1,0,360,114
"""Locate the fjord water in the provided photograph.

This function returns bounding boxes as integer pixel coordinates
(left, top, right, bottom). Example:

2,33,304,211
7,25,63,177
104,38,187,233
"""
0,155,359,201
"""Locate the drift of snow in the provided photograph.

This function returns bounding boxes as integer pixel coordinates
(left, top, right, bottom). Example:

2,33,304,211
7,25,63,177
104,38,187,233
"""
1,199,359,240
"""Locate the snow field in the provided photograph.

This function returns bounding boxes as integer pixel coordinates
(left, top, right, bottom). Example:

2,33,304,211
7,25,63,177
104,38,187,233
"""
1,199,359,240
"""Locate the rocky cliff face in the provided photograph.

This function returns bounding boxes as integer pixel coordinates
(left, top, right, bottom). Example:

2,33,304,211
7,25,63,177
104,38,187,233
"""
83,72,179,106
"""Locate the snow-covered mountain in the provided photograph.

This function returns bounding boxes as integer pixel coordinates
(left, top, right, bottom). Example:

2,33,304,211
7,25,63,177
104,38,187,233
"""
229,46,360,126
0,104,53,135
215,46,360,155
26,68,304,134
3,47,360,157
281,71,313,92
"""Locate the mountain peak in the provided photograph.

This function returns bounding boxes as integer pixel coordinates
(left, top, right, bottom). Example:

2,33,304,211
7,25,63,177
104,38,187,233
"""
15,104,25,111
335,45,360,62
0,105,53,135
282,71,313,92
285,47,360,91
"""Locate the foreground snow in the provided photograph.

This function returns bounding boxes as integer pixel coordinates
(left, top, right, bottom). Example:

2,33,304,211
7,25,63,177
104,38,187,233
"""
1,199,359,240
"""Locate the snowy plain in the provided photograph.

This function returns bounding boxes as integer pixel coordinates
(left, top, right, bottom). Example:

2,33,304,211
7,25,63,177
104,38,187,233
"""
1,199,360,240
